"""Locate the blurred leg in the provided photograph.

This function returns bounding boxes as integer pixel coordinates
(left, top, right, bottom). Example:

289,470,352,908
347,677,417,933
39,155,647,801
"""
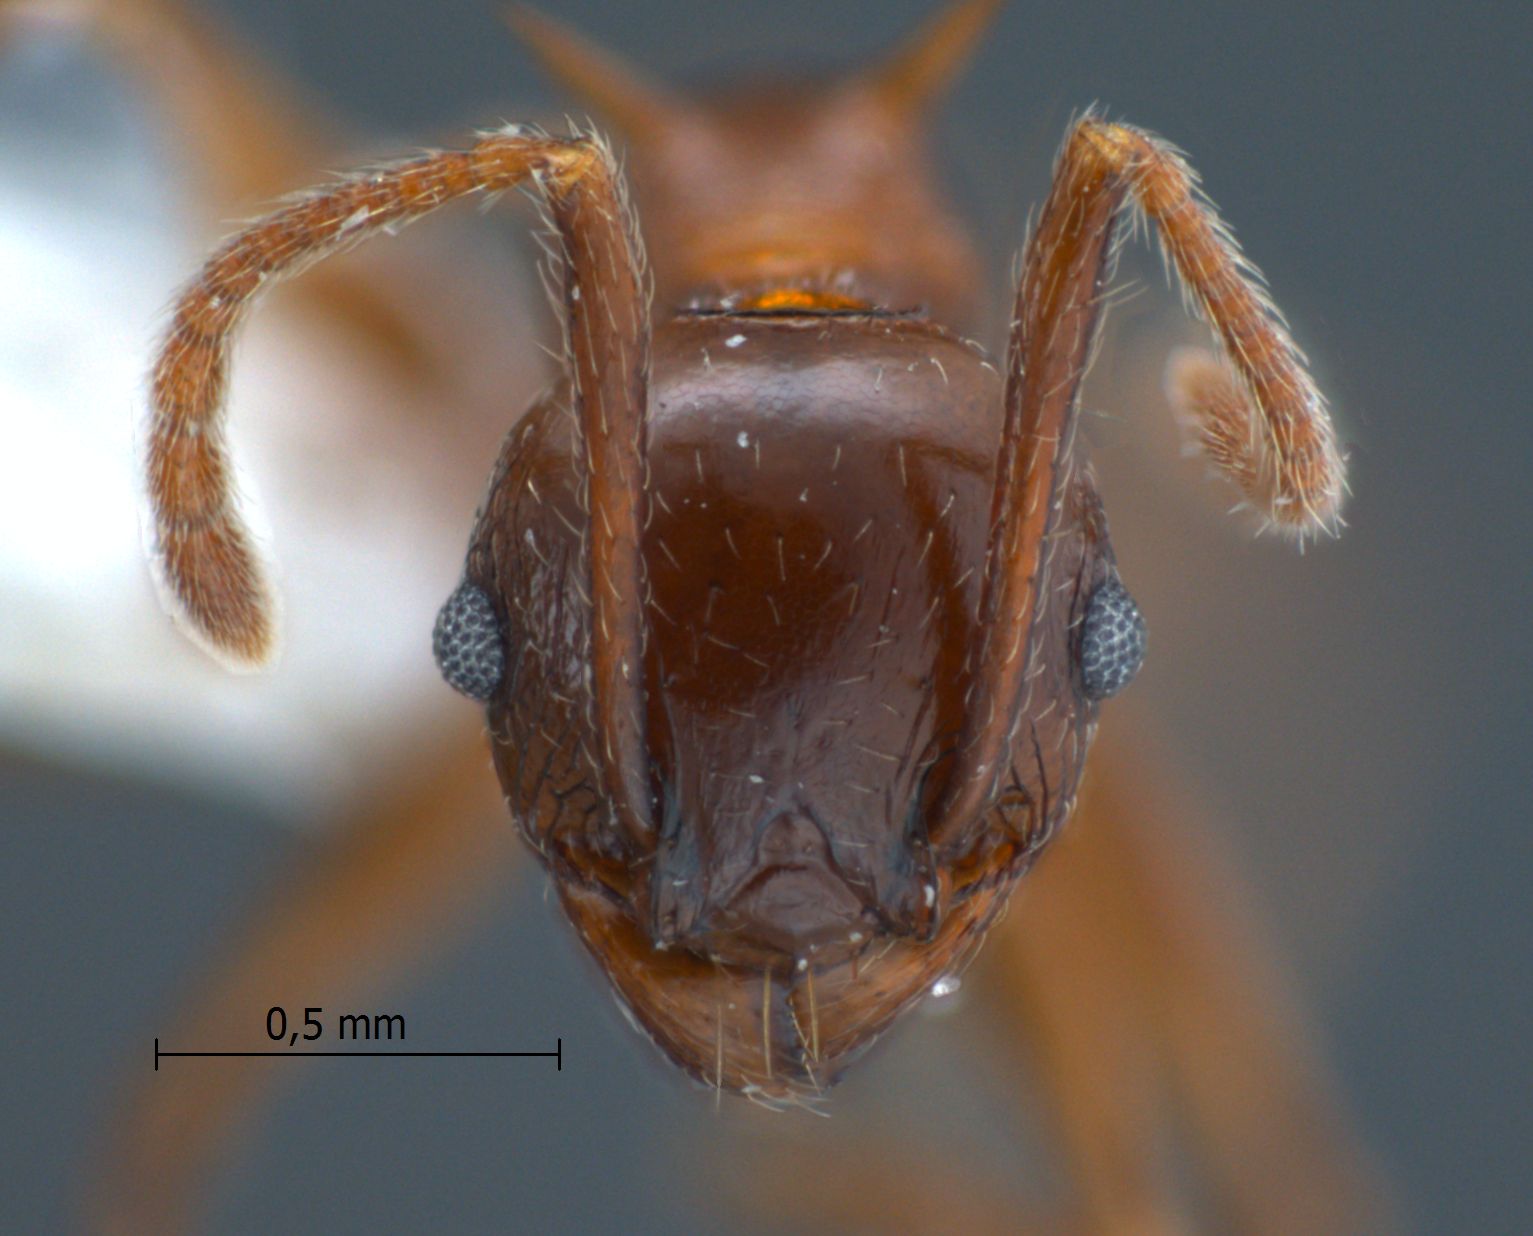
987,713,1385,1232
986,734,1191,1236
1,0,512,387
87,718,515,1233
1086,721,1386,1233
2,0,327,204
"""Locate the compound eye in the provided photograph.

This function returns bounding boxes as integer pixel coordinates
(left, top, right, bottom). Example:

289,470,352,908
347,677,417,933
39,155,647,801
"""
1078,577,1147,700
432,581,505,701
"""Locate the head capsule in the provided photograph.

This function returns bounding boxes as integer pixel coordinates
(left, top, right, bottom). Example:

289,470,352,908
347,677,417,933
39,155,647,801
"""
448,310,1122,1099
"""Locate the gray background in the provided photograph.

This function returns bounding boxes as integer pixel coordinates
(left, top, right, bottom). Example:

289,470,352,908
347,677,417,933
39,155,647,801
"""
4,1,1529,1232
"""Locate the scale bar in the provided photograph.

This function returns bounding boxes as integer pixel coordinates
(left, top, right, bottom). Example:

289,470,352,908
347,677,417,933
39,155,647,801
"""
155,1037,561,1071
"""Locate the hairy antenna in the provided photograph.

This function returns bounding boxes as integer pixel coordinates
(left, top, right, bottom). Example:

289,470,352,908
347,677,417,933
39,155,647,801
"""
146,126,655,840
932,116,1345,844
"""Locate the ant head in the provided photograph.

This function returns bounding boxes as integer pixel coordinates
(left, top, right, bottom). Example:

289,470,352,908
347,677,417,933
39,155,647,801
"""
445,304,1130,1098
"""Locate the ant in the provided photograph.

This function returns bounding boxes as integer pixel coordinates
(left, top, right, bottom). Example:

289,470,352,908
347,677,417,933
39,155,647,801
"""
146,0,1342,1108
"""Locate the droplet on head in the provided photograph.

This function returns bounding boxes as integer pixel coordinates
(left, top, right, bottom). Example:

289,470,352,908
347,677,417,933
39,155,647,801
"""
1078,576,1147,700
432,581,505,700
